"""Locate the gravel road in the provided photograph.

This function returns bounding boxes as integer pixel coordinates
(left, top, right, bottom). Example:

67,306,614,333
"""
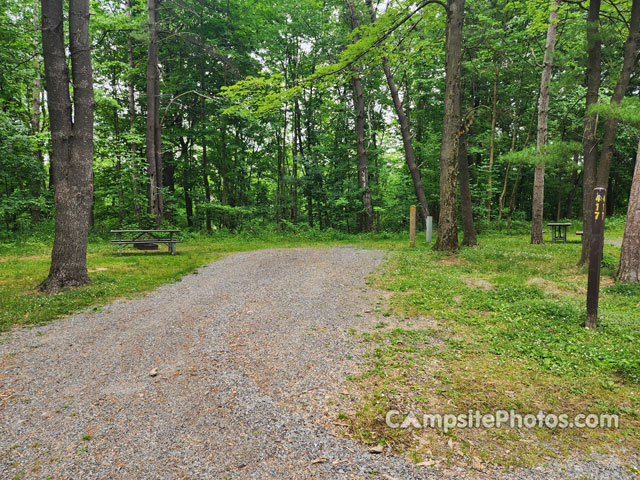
0,247,636,479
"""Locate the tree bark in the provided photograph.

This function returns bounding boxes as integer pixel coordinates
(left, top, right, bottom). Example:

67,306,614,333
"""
365,0,430,221
578,0,602,264
346,0,373,232
434,0,464,252
595,0,640,189
458,131,477,246
30,59,43,224
617,138,640,282
146,0,162,226
39,0,94,292
530,0,559,244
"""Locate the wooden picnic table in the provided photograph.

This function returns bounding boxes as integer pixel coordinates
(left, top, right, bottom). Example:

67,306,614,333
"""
110,229,182,256
547,223,572,243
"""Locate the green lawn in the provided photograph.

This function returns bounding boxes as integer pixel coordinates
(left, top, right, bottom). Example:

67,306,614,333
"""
343,228,640,468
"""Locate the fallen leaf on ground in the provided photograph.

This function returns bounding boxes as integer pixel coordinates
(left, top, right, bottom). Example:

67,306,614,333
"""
369,445,384,454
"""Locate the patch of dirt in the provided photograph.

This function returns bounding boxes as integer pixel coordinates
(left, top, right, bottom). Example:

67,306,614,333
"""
462,276,493,291
88,267,109,272
437,256,462,266
527,277,579,297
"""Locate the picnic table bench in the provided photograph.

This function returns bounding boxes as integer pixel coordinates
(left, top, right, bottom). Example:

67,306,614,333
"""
110,230,182,256
547,223,571,243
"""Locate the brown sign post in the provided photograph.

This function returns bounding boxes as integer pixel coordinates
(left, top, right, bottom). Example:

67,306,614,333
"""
586,187,607,329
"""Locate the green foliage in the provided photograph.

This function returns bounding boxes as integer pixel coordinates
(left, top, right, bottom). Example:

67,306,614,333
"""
1,0,638,239
589,97,640,129
499,141,582,168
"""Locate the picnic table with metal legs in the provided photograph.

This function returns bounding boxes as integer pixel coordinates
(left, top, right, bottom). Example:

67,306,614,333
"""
110,230,181,255
547,223,571,243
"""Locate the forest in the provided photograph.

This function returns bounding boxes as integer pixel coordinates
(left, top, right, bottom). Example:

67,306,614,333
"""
1,0,640,288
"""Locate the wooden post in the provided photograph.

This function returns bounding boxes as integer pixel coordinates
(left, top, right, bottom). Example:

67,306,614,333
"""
409,205,416,247
586,187,606,329
426,216,433,243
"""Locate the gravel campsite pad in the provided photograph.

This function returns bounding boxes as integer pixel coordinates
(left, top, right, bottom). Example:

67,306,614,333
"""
0,247,636,479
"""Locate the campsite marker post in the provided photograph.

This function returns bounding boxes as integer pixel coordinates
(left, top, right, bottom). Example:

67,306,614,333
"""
586,187,607,330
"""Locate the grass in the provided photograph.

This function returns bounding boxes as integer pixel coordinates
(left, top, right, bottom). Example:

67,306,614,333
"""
0,230,403,332
343,227,640,468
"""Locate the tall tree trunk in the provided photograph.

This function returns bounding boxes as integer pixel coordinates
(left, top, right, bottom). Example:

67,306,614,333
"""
181,137,193,227
127,13,142,227
617,138,640,282
146,0,162,226
275,117,285,224
295,97,304,225
115,114,123,227
30,59,43,224
595,0,640,189
486,45,503,227
154,55,164,221
434,0,464,252
458,131,477,246
40,0,94,292
111,66,124,227
579,0,602,265
365,0,430,221
202,141,212,232
200,55,212,232
220,121,230,227
346,0,373,232
530,0,559,244
304,87,316,227
292,103,299,225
